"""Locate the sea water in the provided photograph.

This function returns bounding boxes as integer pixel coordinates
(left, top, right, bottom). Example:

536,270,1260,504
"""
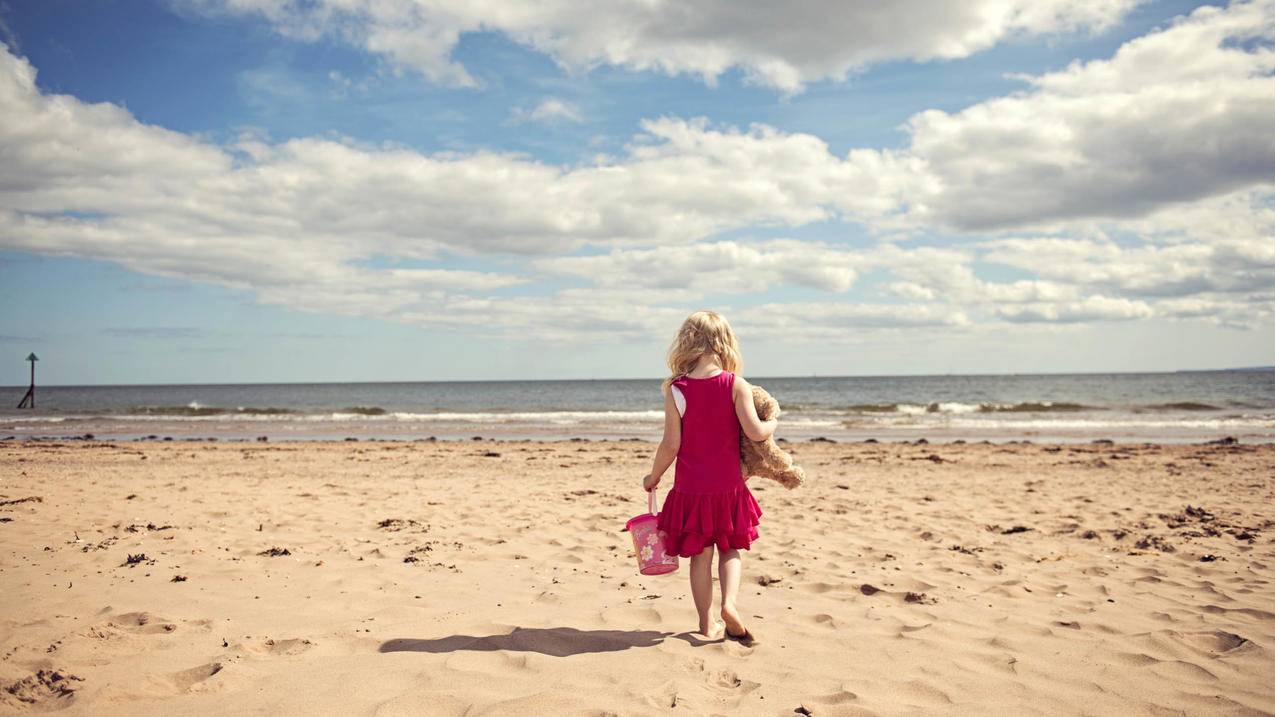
2,370,1272,443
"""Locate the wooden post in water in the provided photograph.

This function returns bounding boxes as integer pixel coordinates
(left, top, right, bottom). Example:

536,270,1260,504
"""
16,353,37,409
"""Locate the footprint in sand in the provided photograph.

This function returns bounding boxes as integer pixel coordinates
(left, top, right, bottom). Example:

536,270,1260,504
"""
1170,630,1257,658
103,611,180,635
715,638,757,659
74,611,205,656
806,686,860,706
0,668,84,710
894,679,954,707
807,613,843,629
706,668,761,698
231,637,315,658
169,661,224,693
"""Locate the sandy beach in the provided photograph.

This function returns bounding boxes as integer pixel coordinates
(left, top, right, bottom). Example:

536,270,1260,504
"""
1,437,1272,715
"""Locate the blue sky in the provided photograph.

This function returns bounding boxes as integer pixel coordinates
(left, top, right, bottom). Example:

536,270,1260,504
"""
1,0,1272,384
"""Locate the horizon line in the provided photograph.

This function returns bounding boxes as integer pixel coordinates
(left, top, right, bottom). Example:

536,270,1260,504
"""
3,364,1272,389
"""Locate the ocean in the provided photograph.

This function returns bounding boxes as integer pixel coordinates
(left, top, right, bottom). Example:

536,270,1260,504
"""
2,370,1273,443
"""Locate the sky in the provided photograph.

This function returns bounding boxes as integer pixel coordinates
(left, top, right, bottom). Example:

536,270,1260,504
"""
0,0,1273,385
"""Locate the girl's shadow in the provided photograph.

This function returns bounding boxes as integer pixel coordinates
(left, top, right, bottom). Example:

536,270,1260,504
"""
380,627,698,657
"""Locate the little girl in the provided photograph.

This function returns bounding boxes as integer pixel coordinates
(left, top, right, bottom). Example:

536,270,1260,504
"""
642,310,776,644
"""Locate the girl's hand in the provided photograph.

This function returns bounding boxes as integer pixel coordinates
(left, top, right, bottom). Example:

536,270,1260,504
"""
643,473,660,492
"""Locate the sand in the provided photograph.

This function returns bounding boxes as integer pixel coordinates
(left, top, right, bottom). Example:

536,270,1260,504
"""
1,437,1273,716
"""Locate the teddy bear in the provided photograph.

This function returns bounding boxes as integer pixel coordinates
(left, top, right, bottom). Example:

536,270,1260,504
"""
741,385,806,489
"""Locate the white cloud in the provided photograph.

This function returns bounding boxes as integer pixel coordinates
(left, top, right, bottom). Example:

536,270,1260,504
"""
3,2,1275,342
0,44,896,335
995,295,1153,323
169,0,1144,92
510,97,583,124
888,0,1275,231
1153,293,1275,329
1099,189,1275,247
882,282,937,302
0,51,905,258
536,240,858,293
978,236,1275,298
736,302,973,343
399,290,688,342
535,239,1176,333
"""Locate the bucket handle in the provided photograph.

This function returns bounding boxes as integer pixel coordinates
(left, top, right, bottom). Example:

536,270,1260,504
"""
648,487,659,516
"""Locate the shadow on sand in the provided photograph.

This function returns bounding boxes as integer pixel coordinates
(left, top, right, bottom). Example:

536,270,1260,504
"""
379,627,681,657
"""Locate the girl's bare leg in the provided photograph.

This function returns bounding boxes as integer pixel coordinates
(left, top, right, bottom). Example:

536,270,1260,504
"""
718,547,745,635
688,546,721,637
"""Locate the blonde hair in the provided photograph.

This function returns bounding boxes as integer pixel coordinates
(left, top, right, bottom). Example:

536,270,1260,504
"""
664,310,742,387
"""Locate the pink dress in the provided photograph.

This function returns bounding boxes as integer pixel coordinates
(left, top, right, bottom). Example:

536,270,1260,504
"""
655,371,763,557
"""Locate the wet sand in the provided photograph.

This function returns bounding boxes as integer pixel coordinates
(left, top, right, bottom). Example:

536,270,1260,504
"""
1,438,1273,715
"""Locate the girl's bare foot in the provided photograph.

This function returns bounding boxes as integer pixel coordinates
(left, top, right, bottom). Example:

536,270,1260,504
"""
697,619,725,639
720,605,757,645
720,604,746,637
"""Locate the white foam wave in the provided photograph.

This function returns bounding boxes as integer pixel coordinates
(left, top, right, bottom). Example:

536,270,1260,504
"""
776,417,843,428
953,417,1275,430
935,402,982,414
872,401,1073,415
893,402,987,415
846,415,1275,430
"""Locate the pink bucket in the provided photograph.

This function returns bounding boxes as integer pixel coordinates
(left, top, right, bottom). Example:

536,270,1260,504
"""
626,489,679,575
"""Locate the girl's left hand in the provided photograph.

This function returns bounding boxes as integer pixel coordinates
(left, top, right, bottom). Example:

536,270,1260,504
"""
642,473,660,492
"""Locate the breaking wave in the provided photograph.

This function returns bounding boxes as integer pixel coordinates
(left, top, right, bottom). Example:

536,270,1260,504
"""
1137,402,1220,412
129,402,298,417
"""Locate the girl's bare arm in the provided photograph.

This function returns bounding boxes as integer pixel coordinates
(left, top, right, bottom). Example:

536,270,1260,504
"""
734,376,778,442
643,384,681,491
